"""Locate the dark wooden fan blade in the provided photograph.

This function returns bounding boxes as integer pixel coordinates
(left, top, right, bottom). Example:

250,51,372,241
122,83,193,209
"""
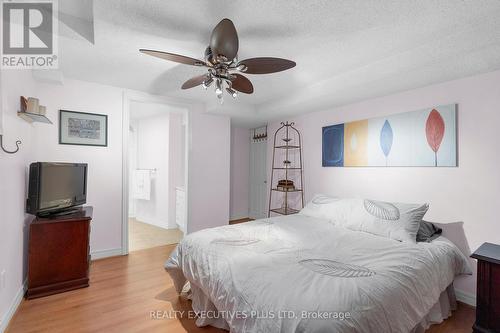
231,74,253,94
181,75,208,89
210,18,239,60
140,49,205,66
237,57,296,74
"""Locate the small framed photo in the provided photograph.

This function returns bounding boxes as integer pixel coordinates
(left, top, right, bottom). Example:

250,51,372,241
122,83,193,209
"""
59,110,108,147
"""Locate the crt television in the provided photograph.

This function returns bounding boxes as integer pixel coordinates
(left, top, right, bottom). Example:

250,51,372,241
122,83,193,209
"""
27,162,88,216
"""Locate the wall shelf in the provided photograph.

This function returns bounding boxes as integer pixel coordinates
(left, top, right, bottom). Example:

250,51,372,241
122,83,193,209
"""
18,96,52,124
17,111,53,124
269,207,300,216
274,145,300,149
272,188,303,192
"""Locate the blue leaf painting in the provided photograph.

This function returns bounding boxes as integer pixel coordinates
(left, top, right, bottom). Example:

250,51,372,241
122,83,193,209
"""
322,124,344,167
380,120,393,158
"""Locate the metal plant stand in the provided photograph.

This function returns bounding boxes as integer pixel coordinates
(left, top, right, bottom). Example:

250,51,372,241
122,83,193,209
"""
268,122,304,217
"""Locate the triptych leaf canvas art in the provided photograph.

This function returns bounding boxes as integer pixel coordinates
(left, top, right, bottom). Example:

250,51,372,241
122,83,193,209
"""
322,104,457,167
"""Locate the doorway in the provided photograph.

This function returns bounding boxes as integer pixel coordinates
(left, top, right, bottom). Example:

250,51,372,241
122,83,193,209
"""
126,100,187,252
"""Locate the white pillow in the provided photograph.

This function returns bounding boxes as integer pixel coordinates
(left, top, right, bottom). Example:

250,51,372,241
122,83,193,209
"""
300,195,429,243
299,194,340,219
340,198,429,243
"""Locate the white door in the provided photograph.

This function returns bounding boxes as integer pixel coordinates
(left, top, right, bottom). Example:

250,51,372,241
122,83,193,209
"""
249,140,267,219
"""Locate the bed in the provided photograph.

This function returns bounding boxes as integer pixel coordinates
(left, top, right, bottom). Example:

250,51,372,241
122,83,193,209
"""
166,208,471,332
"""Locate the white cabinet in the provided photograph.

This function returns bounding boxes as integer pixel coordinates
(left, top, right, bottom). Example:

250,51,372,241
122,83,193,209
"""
175,187,186,233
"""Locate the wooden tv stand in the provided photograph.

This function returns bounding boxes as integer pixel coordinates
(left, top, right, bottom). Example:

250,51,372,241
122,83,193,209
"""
26,206,93,299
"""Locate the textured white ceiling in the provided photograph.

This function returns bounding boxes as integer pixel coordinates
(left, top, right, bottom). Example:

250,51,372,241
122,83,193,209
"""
58,0,500,127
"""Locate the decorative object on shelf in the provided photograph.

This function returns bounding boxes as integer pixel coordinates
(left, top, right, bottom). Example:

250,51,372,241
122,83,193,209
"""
277,179,295,191
17,96,52,124
268,121,304,217
0,134,21,154
252,126,267,142
139,18,295,104
59,110,108,147
322,104,457,167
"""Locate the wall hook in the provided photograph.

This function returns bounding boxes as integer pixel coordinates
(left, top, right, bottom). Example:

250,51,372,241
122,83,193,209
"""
0,134,21,154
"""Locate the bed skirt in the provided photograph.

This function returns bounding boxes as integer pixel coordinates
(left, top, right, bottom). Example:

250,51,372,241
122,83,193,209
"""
410,285,457,333
179,282,457,332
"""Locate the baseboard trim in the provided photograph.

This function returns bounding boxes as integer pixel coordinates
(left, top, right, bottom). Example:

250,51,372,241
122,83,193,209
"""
90,247,123,260
0,279,27,333
455,288,476,307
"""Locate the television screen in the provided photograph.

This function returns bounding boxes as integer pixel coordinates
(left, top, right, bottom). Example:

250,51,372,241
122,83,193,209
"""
27,162,87,215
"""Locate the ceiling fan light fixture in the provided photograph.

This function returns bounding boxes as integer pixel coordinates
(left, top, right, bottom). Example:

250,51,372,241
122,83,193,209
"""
236,64,247,72
140,18,295,103
215,79,223,95
202,77,213,89
226,87,238,98
216,89,224,105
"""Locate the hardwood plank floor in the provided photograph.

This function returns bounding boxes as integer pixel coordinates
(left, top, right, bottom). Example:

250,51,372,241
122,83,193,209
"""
7,245,475,333
229,218,254,225
129,218,183,251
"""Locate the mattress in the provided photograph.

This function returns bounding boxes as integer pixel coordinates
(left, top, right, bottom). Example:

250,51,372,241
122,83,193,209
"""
166,215,471,332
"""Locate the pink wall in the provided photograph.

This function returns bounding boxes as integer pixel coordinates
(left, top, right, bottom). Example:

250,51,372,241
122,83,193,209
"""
266,69,500,301
230,127,250,220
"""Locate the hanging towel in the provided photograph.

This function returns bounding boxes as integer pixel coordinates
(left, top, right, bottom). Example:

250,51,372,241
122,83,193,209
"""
133,170,151,200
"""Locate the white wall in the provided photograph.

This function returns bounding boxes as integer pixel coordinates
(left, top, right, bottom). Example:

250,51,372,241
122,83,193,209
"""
128,123,137,217
188,110,231,233
266,69,500,300
0,71,232,328
168,113,185,228
28,75,125,255
230,127,250,220
133,114,171,229
0,71,34,331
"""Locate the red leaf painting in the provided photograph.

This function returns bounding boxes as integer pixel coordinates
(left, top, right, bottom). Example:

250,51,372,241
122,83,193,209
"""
425,109,445,166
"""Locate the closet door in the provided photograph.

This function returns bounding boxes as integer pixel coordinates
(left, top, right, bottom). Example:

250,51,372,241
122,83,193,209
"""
249,140,267,219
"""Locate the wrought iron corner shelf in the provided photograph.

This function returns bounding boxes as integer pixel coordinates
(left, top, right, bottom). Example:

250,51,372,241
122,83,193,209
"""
269,207,300,216
268,121,305,217
272,188,303,193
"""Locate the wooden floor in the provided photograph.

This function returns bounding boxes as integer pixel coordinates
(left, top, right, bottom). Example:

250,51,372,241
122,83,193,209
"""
7,244,475,333
229,217,254,225
129,218,183,251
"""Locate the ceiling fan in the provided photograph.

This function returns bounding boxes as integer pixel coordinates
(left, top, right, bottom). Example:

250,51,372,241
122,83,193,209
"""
139,18,296,103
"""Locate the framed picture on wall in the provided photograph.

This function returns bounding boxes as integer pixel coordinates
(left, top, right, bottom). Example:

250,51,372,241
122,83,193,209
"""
59,110,108,147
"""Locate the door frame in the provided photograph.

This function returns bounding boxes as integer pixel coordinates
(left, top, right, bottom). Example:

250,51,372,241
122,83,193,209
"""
121,91,193,255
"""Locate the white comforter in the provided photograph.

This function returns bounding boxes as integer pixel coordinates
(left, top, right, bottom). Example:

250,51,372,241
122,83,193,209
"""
165,215,471,333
